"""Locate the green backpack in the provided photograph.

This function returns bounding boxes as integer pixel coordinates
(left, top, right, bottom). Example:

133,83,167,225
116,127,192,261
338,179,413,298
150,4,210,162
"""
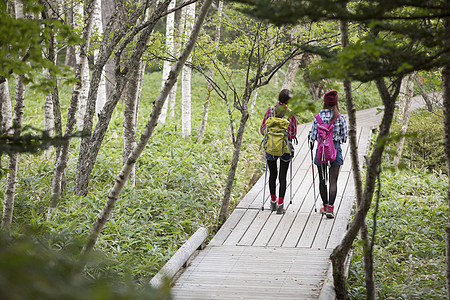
262,107,291,157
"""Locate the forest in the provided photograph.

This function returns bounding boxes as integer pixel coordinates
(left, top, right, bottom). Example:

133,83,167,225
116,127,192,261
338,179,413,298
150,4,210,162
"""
0,0,449,299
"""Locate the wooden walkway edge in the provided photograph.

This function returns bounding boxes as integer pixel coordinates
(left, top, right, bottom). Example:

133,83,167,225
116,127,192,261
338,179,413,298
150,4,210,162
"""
169,96,427,299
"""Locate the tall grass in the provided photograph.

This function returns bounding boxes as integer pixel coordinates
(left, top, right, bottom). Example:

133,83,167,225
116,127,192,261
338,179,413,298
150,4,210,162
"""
348,167,447,299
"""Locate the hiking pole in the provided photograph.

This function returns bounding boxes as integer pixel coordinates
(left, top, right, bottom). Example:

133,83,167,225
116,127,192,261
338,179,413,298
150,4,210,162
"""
262,161,268,211
290,158,293,204
309,135,318,212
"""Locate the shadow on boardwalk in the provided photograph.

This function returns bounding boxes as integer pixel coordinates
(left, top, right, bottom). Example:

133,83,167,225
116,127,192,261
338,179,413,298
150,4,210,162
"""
170,96,427,299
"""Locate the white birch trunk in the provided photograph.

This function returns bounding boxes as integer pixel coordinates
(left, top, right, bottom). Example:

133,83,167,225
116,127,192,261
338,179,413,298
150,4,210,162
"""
2,76,25,229
181,3,195,138
1,80,13,133
75,2,91,131
48,0,96,217
94,0,106,118
393,74,414,166
158,0,176,124
0,80,12,171
167,5,186,119
82,0,213,254
2,1,26,229
249,88,258,115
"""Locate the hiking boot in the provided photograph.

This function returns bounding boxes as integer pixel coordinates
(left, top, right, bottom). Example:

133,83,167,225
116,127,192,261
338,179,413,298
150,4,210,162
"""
270,200,277,212
326,205,335,219
320,204,327,215
276,203,285,215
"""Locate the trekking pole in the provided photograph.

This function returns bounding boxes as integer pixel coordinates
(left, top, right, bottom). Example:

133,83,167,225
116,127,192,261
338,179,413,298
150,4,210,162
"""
262,161,268,211
290,158,293,204
309,136,318,212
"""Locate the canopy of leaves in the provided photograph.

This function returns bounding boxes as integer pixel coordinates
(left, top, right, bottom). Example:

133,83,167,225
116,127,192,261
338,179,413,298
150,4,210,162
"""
229,0,450,82
0,1,80,91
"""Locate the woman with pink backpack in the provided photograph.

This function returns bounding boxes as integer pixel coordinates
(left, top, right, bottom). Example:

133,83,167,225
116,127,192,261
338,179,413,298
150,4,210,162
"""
308,90,348,218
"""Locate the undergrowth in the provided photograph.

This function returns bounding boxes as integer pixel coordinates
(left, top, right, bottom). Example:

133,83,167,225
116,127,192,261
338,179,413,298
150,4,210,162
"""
348,167,447,299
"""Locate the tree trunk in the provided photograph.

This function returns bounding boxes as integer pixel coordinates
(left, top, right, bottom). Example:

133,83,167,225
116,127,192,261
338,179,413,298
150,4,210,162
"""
158,0,176,125
75,0,174,196
48,0,97,216
74,1,91,131
42,8,59,158
2,76,25,229
332,18,368,299
123,66,141,187
282,54,301,90
198,0,223,141
332,77,401,300
414,74,434,112
443,66,450,300
249,88,258,116
181,3,195,139
393,74,414,166
442,2,450,297
81,0,213,255
1,79,12,133
0,79,12,179
94,0,107,118
282,25,302,91
218,98,249,225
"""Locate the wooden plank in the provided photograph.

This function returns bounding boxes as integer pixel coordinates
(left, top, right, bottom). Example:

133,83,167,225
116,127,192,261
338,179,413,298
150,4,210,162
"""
327,195,355,249
209,209,245,246
236,168,266,209
311,170,350,249
282,212,310,247
223,209,258,246
267,211,298,247
297,213,322,248
172,247,333,299
238,209,272,246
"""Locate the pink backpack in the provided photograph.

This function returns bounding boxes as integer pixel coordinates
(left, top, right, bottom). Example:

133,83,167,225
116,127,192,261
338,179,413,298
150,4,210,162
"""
315,114,338,164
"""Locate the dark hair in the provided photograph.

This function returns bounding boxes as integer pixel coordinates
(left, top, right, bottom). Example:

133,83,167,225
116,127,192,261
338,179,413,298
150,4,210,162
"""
278,89,292,104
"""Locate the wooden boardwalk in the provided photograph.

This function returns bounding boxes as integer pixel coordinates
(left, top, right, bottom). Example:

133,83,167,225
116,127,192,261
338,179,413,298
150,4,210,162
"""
171,96,426,299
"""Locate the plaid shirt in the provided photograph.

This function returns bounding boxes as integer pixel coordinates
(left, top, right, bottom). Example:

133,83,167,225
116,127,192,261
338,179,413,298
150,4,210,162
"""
309,109,348,143
260,104,298,140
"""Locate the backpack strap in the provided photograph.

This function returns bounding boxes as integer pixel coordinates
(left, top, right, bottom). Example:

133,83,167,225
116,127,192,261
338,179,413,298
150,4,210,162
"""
315,114,324,125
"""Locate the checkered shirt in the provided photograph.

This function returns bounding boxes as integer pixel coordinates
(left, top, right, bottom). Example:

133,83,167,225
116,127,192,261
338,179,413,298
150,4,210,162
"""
309,109,348,143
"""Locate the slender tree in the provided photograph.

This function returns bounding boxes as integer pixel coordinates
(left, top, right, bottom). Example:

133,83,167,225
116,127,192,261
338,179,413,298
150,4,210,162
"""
158,0,176,125
48,0,97,216
181,2,196,138
82,0,213,254
2,0,26,228
393,74,414,166
74,0,172,196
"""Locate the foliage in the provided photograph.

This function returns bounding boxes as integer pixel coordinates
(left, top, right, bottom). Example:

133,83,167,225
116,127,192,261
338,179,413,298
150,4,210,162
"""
388,108,446,173
230,0,450,84
348,168,447,299
0,1,80,91
0,231,171,300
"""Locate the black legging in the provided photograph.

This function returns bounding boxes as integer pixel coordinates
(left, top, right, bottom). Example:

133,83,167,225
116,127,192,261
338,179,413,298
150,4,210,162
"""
317,165,340,206
268,159,290,198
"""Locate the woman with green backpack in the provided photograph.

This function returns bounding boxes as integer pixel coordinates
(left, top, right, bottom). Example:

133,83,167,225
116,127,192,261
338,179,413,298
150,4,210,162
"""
260,89,298,214
309,90,348,219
